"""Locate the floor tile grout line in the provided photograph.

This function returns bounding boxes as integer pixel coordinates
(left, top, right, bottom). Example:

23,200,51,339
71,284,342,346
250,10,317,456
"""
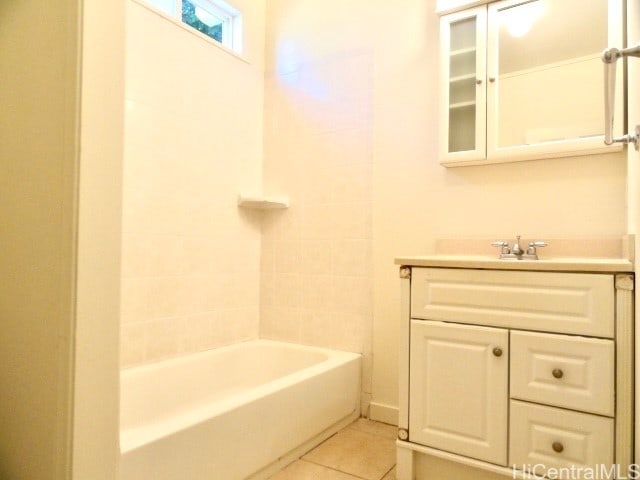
378,464,396,480
299,459,370,480
298,429,341,459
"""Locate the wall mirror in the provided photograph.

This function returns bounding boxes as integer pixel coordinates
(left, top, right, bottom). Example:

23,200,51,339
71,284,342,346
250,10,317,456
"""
494,0,607,147
486,0,623,163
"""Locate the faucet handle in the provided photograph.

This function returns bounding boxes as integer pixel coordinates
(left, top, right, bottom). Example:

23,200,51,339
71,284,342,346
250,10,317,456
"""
529,241,548,248
491,241,510,256
526,241,548,256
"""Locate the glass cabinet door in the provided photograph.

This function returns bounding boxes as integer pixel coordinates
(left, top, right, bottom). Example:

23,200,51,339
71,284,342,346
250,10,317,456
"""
440,6,487,164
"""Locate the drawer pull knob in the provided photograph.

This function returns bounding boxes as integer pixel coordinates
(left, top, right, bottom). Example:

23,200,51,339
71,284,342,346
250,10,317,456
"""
552,368,564,379
552,442,564,453
492,347,503,357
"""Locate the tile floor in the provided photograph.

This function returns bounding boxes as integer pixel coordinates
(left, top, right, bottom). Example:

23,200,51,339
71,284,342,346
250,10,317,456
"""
269,418,397,480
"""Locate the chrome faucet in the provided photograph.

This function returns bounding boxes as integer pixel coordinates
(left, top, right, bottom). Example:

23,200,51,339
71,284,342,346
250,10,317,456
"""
491,236,547,260
511,235,524,257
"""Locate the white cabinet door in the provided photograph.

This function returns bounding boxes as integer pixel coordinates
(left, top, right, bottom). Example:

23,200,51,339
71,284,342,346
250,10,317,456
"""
409,320,508,465
439,6,487,165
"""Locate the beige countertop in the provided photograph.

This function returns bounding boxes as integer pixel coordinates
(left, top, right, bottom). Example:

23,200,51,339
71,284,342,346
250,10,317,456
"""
394,255,634,273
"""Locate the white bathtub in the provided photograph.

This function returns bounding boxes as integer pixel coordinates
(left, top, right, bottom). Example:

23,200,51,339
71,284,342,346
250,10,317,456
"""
120,339,361,480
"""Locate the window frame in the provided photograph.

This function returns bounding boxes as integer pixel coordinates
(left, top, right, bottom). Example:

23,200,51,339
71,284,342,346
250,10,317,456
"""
138,0,243,54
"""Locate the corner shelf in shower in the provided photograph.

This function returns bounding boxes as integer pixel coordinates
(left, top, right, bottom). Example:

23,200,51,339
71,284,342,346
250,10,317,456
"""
237,194,289,210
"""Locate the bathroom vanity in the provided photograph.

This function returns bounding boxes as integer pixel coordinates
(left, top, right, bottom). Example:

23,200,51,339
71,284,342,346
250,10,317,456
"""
395,254,634,479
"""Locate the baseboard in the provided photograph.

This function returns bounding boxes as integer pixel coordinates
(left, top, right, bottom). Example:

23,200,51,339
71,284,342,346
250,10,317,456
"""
369,402,399,425
247,409,361,480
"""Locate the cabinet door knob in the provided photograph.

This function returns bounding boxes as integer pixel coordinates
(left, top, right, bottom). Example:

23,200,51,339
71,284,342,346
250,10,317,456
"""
489,77,496,83
552,368,564,379
552,441,564,453
492,347,503,357
476,79,483,85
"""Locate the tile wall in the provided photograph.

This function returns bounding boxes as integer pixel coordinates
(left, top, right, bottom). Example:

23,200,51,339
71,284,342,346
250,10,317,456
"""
120,1,265,366
261,51,375,410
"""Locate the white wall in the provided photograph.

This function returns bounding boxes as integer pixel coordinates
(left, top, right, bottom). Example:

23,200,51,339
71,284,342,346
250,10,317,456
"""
1,0,126,477
72,0,125,477
121,0,266,366
0,1,80,478
263,0,627,421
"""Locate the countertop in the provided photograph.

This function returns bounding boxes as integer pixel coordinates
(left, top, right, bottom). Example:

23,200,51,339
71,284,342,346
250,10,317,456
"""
394,255,634,273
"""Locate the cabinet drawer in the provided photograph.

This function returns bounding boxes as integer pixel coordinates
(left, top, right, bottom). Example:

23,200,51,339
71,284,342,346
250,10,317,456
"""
510,400,614,475
411,268,614,337
511,332,614,416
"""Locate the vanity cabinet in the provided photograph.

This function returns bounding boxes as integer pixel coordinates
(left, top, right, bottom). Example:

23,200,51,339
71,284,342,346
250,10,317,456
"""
397,264,634,480
439,0,624,167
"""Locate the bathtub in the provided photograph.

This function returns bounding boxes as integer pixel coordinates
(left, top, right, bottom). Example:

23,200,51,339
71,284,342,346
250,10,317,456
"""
120,339,361,480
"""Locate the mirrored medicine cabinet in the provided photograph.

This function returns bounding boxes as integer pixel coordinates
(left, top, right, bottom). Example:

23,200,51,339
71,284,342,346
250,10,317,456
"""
439,0,624,167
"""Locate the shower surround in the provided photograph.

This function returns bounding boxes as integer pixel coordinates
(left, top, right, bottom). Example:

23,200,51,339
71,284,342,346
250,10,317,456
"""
261,51,375,411
120,0,374,413
120,0,265,366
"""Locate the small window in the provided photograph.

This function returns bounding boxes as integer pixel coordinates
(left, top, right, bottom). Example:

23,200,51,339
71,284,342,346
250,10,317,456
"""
144,0,242,53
